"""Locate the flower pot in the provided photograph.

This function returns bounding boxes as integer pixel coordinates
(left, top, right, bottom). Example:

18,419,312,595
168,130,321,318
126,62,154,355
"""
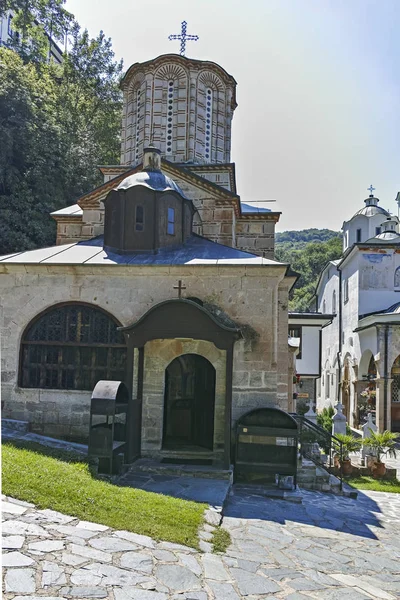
341,458,353,475
372,461,386,479
333,453,341,468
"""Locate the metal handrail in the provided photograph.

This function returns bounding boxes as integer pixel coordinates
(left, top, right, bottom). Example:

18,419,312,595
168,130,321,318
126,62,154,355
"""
290,414,343,491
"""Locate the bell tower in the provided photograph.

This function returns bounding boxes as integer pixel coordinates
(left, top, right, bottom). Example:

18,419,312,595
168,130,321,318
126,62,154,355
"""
120,54,237,166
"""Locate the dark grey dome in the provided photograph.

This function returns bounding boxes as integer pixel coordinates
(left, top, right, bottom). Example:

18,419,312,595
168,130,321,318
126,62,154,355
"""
116,170,187,198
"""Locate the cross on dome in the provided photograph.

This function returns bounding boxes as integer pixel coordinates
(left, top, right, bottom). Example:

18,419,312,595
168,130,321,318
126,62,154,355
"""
368,184,376,196
168,21,199,56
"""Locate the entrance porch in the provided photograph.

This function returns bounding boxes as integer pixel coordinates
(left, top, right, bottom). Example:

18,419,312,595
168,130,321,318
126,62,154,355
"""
119,299,241,469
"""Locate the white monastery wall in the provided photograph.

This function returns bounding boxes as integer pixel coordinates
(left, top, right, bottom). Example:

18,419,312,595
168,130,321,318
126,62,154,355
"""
296,326,320,376
358,249,400,315
318,268,339,410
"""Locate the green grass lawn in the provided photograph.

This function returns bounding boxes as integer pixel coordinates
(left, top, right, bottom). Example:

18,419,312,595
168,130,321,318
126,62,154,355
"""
347,475,400,494
2,442,205,548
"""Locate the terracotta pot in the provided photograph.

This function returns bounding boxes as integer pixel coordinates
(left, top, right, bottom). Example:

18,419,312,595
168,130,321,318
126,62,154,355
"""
341,458,353,475
372,461,386,479
333,454,341,468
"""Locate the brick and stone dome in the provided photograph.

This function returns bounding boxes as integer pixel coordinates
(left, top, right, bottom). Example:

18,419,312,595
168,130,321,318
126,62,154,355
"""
119,53,237,167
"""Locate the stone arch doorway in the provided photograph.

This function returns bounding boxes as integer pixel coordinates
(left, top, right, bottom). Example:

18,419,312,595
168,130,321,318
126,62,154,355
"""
163,354,216,451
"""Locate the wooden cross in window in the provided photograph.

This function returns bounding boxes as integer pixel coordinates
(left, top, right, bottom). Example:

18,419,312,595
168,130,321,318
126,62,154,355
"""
173,280,186,299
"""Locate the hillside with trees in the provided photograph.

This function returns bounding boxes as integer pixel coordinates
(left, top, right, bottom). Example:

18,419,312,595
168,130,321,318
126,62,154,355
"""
0,0,122,255
275,229,342,312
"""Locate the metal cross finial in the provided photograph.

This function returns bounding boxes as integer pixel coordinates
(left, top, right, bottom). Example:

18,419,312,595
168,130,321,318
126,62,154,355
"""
168,21,199,56
368,184,376,195
173,280,186,299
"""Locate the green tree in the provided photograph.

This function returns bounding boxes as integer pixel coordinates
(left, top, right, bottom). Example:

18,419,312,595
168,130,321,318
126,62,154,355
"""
57,25,123,197
0,23,123,254
276,233,343,311
0,0,74,64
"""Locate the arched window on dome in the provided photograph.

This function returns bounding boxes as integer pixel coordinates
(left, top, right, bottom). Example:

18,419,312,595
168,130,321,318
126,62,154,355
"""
134,87,142,164
395,267,400,289
165,79,175,156
204,87,213,162
332,290,337,314
19,304,127,391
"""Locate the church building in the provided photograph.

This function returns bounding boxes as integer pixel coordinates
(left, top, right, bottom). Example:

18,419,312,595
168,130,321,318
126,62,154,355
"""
0,53,297,468
317,190,400,433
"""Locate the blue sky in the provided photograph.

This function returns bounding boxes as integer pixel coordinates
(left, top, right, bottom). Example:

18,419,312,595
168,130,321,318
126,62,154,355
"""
66,0,399,232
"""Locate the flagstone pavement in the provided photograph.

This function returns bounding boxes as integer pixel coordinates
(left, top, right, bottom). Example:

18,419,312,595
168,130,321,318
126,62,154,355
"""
2,486,400,600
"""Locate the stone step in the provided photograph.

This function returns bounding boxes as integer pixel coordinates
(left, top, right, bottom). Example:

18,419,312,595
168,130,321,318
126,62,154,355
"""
126,458,233,481
233,483,303,504
2,418,29,434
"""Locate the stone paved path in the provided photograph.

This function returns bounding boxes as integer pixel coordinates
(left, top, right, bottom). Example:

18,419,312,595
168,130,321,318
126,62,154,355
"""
2,487,400,599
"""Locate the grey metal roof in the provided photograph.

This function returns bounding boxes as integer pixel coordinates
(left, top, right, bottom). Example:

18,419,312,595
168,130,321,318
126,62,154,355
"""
363,233,400,244
354,205,390,217
0,235,286,267
382,302,400,315
359,301,400,321
375,232,400,241
50,204,83,217
240,202,272,214
116,170,188,198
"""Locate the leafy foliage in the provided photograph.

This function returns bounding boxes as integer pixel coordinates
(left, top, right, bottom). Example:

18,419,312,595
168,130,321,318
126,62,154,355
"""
334,433,362,459
363,430,399,463
0,8,123,255
276,228,341,247
316,406,335,433
0,0,74,64
276,230,342,311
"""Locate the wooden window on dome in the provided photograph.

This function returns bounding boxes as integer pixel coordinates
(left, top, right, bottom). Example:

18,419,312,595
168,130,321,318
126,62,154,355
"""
20,304,127,391
135,205,144,231
395,267,400,288
167,207,175,235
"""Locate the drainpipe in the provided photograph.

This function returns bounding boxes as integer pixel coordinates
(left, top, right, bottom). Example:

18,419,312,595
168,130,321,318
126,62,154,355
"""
337,268,342,403
384,325,389,430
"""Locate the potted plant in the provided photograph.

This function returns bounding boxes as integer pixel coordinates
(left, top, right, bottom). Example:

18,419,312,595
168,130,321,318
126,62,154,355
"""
362,430,399,478
334,434,362,475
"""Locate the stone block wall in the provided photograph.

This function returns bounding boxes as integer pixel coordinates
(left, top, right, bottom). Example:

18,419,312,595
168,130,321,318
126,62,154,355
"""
235,219,276,259
0,263,289,444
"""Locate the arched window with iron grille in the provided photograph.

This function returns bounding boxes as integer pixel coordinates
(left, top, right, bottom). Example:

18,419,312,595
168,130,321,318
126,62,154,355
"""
20,304,127,391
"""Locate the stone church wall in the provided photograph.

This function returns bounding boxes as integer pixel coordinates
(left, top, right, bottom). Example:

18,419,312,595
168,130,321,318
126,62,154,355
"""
0,263,289,446
235,219,275,259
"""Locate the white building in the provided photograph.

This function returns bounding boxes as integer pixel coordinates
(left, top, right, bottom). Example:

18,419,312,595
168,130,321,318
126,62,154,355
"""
0,9,63,64
317,191,400,433
289,313,333,412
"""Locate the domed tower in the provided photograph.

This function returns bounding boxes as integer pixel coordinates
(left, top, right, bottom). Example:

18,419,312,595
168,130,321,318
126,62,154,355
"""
342,190,390,250
373,216,400,241
120,54,237,166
